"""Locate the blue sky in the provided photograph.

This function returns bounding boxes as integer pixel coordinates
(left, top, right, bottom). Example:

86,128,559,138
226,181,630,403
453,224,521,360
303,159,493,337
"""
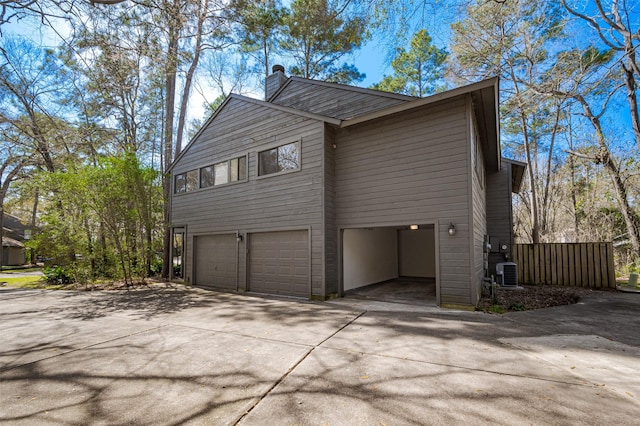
5,0,638,158
3,1,454,121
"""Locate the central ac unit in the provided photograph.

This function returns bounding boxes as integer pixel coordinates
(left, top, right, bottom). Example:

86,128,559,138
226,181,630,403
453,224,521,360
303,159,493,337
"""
496,262,518,287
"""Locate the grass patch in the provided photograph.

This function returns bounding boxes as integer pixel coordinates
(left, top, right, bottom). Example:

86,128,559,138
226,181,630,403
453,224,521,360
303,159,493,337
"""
1,267,42,273
1,276,164,291
0,276,48,288
487,304,506,314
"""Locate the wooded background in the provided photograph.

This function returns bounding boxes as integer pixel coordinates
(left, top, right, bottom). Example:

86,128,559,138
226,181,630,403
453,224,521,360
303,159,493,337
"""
1,0,638,283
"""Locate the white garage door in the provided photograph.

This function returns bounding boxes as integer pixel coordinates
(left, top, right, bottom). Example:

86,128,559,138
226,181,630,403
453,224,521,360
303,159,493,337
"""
248,230,309,297
194,234,237,290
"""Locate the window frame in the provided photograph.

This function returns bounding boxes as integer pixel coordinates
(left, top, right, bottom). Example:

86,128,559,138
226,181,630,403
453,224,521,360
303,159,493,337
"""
174,173,187,193
185,169,199,192
257,140,301,178
200,165,215,189
174,154,248,195
211,155,248,186
229,155,247,183
214,161,229,185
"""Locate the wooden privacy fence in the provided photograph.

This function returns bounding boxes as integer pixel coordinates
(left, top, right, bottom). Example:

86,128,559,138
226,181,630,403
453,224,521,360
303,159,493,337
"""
513,243,616,288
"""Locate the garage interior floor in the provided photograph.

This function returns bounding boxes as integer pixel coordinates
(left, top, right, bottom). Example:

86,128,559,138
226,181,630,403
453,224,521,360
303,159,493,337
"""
344,277,437,306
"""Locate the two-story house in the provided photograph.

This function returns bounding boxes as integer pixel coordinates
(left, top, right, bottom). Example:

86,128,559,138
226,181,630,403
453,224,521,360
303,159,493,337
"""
169,66,525,308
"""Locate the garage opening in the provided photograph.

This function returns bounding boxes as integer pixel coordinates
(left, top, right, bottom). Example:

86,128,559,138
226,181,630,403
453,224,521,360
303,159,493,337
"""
342,225,436,305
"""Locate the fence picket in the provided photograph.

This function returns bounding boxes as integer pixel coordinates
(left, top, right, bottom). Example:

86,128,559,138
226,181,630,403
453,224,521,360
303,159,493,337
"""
594,245,601,288
512,243,615,288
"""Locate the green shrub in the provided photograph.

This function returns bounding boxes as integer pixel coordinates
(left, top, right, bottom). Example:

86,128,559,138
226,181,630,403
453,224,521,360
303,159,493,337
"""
508,302,527,311
43,266,75,285
150,258,163,275
173,264,182,278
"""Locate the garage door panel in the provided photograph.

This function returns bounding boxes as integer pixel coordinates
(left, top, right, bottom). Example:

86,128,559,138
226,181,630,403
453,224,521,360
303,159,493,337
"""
195,234,237,290
249,230,309,298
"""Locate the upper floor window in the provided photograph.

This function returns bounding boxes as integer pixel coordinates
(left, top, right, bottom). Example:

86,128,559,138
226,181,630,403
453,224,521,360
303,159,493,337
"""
229,156,247,182
200,165,215,188
199,155,247,189
174,170,198,193
214,161,229,185
175,155,247,194
258,142,300,176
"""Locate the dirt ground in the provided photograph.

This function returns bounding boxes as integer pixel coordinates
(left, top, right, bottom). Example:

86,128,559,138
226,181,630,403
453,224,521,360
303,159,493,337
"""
477,284,609,313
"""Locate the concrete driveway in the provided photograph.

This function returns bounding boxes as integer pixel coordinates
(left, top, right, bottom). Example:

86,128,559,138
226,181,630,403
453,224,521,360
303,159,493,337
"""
1,285,639,425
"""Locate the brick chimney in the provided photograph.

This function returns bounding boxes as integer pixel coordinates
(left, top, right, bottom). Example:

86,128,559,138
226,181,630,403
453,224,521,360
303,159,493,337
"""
265,65,287,101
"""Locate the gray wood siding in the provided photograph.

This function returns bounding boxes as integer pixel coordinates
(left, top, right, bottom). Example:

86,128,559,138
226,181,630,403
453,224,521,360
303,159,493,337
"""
470,102,487,306
333,97,474,305
271,79,411,120
171,97,326,297
324,126,338,295
486,161,514,274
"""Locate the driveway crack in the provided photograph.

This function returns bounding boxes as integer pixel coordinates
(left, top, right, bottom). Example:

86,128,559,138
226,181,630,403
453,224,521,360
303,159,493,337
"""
0,325,167,373
232,310,367,425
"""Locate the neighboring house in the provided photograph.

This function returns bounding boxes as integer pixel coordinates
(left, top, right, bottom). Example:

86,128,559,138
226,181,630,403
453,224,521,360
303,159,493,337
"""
2,213,28,266
169,66,526,308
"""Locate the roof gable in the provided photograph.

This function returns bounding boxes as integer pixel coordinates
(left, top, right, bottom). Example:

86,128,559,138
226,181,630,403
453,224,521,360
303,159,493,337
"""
169,94,338,171
171,77,503,173
340,77,502,172
2,213,28,240
2,236,24,248
269,77,415,120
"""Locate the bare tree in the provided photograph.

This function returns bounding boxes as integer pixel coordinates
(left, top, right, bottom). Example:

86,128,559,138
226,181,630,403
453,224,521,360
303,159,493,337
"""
536,46,640,259
450,0,566,243
561,0,640,150
0,0,77,30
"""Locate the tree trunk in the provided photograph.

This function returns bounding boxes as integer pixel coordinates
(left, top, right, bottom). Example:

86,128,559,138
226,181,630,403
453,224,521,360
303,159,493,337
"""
264,37,269,84
29,188,38,265
576,94,640,258
522,116,541,244
161,6,180,279
100,221,108,274
602,153,640,258
622,61,640,150
566,124,580,241
175,0,207,156
84,216,95,278
507,62,541,244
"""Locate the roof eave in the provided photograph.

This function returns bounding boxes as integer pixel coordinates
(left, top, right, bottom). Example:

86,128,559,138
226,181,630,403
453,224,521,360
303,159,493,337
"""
503,158,528,193
471,80,501,172
340,77,499,129
284,76,417,102
168,94,236,172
